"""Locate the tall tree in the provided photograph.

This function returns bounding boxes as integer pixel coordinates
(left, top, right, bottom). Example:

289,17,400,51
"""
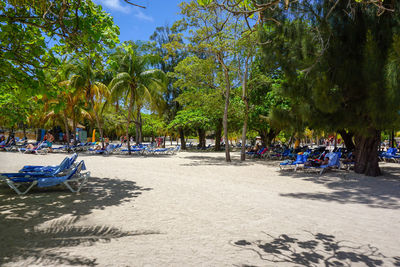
68,57,110,147
260,1,400,176
150,25,187,144
177,0,245,161
172,56,225,150
109,42,166,154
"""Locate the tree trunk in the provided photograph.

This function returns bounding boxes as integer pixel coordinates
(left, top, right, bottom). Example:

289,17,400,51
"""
215,118,222,151
163,134,166,148
62,111,70,147
72,112,77,145
338,129,355,151
91,99,105,149
138,111,143,144
22,124,27,140
221,61,231,162
354,129,381,177
259,130,267,147
266,129,278,147
198,128,206,149
288,134,294,148
391,130,395,148
259,129,278,147
126,91,134,155
179,128,186,150
240,96,249,161
135,123,139,145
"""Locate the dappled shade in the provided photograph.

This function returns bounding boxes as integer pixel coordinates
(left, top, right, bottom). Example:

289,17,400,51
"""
0,177,153,265
233,231,398,266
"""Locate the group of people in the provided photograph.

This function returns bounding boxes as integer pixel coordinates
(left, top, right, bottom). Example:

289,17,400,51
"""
0,134,16,147
304,150,355,167
120,135,134,144
25,132,54,151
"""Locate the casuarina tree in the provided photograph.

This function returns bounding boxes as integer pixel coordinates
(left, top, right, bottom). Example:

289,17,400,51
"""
260,0,400,176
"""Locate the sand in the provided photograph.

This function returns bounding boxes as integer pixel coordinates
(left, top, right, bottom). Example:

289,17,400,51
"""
0,151,399,266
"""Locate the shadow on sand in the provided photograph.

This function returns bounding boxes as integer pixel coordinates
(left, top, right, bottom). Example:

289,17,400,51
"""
0,177,154,266
233,231,399,267
180,155,279,167
277,164,400,209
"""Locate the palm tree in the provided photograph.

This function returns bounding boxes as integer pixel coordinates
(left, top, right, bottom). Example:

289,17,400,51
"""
109,43,166,154
68,57,110,148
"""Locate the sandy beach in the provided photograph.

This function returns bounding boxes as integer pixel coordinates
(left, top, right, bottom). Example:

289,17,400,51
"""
0,151,399,266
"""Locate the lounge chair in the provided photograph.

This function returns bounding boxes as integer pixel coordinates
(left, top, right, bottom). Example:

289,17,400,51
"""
304,152,341,175
121,145,146,155
19,153,78,173
279,153,309,170
18,142,48,154
172,145,181,154
1,154,78,179
341,152,355,170
381,148,400,162
0,160,89,195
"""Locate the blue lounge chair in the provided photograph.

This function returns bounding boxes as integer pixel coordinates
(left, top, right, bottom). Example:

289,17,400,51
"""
304,152,341,174
18,142,48,154
19,153,78,173
381,148,399,162
1,154,78,179
0,160,89,195
279,153,309,170
341,152,355,170
91,144,121,155
121,145,145,155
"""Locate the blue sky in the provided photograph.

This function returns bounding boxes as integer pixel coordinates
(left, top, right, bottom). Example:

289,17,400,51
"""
95,0,187,42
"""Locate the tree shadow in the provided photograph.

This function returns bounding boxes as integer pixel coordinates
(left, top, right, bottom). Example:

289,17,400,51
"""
0,177,154,265
180,155,277,167
277,164,400,209
280,173,400,209
75,152,174,158
233,231,398,267
380,164,400,179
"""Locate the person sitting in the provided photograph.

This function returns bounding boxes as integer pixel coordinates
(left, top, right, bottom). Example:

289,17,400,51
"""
247,143,260,153
305,156,330,167
94,143,108,153
343,152,356,163
4,135,16,147
0,135,5,146
26,141,44,151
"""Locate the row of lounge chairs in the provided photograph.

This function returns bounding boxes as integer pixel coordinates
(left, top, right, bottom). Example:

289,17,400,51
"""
0,153,90,195
379,148,400,162
108,144,180,155
279,151,344,174
1,141,181,156
244,145,358,174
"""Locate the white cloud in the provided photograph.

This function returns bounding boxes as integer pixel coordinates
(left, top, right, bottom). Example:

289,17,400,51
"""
98,0,131,13
97,0,154,22
134,9,154,22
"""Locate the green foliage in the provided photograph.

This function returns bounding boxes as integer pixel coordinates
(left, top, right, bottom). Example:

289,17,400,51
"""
141,114,166,137
109,41,167,114
168,109,210,132
0,87,34,129
172,55,224,128
0,0,119,97
149,25,187,125
260,2,400,135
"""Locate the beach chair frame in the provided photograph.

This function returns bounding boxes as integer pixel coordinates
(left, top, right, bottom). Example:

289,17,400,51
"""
0,161,90,195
